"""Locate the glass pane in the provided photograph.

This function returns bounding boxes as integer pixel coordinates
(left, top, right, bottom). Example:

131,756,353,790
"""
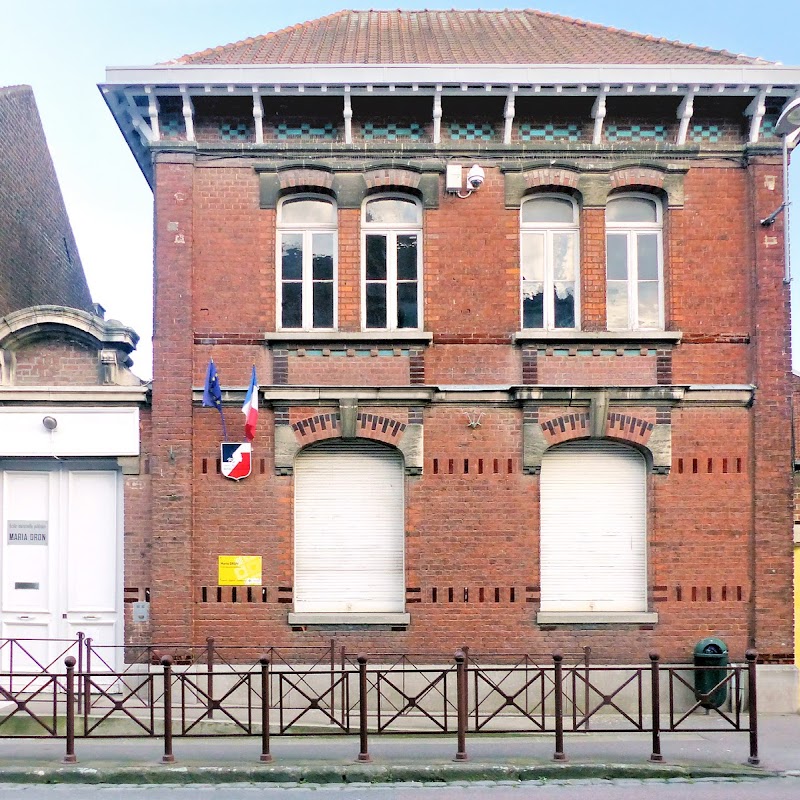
637,281,660,329
365,283,387,328
606,234,628,280
553,283,575,328
521,234,545,282
281,283,302,328
397,235,418,280
312,282,334,328
281,197,335,225
552,233,576,281
606,281,629,329
522,282,544,328
365,197,420,225
312,233,334,280
281,233,303,280
366,235,387,280
397,282,418,328
637,233,659,281
521,196,575,224
607,196,658,223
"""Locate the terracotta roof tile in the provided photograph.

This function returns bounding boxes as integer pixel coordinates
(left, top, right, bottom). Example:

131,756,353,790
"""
171,10,766,66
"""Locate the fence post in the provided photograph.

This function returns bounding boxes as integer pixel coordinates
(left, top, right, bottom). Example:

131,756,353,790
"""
258,656,272,762
649,652,663,762
83,637,93,720
454,650,468,761
64,656,77,764
583,646,591,730
76,632,85,715
745,649,759,766
161,655,175,764
357,655,371,762
553,652,566,761
206,637,215,720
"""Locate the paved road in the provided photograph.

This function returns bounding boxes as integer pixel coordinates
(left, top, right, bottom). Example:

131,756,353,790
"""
1,778,799,799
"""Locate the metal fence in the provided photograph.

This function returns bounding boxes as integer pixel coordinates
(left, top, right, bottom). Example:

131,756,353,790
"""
0,636,759,767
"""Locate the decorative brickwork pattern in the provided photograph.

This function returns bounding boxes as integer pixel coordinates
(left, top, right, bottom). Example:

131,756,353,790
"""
656,349,672,385
277,168,334,191
363,168,421,191
518,123,581,142
272,349,288,385
610,167,666,190
521,348,538,385
523,167,580,191
540,412,590,445
291,412,339,443
409,349,425,385
605,412,655,445
290,412,407,446
357,413,407,444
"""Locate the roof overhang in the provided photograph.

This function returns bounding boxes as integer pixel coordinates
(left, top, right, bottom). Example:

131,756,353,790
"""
101,62,800,189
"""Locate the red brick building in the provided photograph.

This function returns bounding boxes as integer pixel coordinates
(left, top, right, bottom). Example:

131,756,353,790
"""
102,10,800,703
0,86,146,670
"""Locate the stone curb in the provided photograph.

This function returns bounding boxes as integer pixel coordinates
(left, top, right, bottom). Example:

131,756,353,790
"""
0,762,776,785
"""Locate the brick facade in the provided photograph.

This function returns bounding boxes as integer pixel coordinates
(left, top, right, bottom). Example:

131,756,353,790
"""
104,14,798,669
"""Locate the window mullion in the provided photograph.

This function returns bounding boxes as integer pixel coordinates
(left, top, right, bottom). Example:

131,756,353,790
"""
544,230,554,330
387,231,398,330
302,230,313,330
626,230,637,329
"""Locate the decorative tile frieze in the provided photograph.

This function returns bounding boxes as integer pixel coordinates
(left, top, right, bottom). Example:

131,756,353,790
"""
690,124,721,143
448,122,494,140
606,124,668,143
519,123,581,142
220,122,250,141
275,121,337,140
362,122,423,141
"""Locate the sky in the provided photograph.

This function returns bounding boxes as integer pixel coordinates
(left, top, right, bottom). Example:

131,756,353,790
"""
1,0,799,380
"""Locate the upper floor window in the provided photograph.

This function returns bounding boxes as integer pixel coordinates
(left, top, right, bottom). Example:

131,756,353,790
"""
520,195,579,330
606,195,663,331
362,196,422,330
277,195,336,330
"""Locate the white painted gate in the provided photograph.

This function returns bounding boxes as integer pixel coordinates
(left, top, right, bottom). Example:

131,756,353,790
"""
0,465,122,675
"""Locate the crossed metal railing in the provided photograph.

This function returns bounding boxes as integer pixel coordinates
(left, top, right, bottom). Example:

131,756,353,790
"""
0,635,760,767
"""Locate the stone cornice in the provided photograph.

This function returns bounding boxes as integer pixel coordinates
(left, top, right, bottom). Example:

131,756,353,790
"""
0,386,150,404
0,306,139,353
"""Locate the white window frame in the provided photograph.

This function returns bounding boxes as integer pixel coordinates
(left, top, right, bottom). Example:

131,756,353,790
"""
520,193,580,331
605,193,664,331
276,194,338,331
361,194,423,331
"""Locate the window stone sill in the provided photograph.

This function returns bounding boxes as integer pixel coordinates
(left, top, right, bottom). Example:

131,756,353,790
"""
536,611,659,625
287,612,411,626
265,331,433,345
513,330,682,345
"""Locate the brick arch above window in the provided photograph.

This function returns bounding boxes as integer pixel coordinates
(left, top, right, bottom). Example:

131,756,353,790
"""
363,168,422,192
291,412,407,447
523,167,580,192
609,167,666,192
277,167,334,192
539,411,655,449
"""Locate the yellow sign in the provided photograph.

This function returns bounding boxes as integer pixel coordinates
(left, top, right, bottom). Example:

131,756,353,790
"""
218,555,262,586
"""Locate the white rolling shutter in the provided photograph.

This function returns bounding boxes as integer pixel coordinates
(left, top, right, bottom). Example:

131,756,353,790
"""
540,442,647,612
294,441,405,613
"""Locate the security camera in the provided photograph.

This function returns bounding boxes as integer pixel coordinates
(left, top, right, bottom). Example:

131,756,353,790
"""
466,164,485,190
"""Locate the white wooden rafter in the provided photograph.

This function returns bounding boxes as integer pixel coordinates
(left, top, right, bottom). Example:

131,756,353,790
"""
343,87,352,144
746,87,769,144
252,87,264,144
122,89,154,145
144,86,160,141
433,86,442,144
676,88,697,145
503,89,516,144
179,86,195,142
592,89,608,145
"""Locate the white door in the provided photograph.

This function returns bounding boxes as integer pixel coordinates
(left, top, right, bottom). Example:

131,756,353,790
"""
0,466,122,676
294,441,405,613
540,442,647,612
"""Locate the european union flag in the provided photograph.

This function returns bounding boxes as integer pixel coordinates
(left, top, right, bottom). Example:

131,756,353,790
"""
202,359,222,409
202,359,228,439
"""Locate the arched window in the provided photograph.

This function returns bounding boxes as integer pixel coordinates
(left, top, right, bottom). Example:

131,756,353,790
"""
520,194,579,330
362,195,422,330
277,195,337,330
293,440,405,614
540,441,647,613
606,194,664,330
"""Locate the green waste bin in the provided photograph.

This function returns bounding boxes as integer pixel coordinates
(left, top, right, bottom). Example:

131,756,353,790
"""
693,637,729,709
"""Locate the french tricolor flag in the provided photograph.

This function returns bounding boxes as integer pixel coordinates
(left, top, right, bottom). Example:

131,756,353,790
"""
242,366,258,442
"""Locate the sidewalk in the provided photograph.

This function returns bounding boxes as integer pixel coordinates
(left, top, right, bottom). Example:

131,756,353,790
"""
1,715,799,785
